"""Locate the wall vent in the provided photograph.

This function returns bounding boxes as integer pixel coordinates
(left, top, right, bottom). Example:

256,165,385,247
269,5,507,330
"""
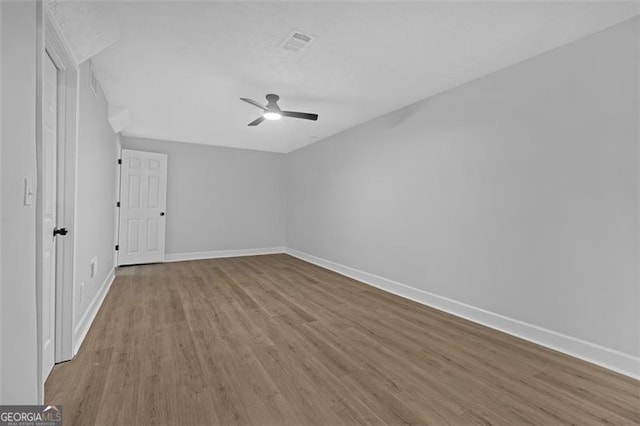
279,29,315,53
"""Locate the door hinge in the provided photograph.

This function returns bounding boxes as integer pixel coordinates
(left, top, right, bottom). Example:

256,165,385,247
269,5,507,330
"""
116,201,120,207
118,158,122,165
115,245,119,251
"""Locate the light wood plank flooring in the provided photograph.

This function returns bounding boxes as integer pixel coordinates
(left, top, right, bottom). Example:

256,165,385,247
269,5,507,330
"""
46,254,640,425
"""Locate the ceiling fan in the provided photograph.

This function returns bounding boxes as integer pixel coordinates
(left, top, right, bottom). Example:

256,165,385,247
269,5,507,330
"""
240,94,318,126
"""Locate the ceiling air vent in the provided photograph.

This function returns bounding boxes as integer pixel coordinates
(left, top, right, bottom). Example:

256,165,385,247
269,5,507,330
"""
279,29,315,53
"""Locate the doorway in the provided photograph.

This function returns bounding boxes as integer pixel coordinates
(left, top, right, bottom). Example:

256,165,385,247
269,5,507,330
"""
36,11,79,403
38,50,58,385
117,149,168,265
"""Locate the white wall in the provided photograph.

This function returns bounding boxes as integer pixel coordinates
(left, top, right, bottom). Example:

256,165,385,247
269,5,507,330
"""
0,0,40,403
287,17,640,368
73,61,118,346
121,137,286,257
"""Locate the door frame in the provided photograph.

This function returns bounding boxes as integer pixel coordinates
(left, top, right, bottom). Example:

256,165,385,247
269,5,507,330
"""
117,149,168,266
36,7,78,401
114,136,122,268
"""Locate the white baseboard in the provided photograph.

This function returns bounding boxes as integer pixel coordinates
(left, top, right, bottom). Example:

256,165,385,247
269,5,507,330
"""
73,269,115,355
164,247,286,263
285,248,640,380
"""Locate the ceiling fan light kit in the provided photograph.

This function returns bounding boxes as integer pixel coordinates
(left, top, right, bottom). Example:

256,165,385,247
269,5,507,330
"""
263,112,282,120
240,94,318,126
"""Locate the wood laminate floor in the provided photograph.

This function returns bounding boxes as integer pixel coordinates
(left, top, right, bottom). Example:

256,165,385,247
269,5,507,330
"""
46,254,640,425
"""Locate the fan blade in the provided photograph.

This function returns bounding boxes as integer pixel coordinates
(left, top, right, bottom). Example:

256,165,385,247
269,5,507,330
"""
248,116,265,126
240,98,267,110
282,111,318,121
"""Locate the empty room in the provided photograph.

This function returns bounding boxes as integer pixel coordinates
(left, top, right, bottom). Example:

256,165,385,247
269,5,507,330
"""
1,0,639,424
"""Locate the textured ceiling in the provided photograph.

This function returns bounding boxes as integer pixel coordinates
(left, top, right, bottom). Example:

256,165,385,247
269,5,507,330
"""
88,1,639,153
47,0,119,64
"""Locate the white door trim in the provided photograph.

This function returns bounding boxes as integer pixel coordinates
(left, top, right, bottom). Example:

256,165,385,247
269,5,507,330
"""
35,8,78,402
115,136,122,268
45,8,77,365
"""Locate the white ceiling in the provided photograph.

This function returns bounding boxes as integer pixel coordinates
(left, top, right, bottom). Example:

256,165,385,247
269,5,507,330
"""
48,0,119,64
88,1,639,153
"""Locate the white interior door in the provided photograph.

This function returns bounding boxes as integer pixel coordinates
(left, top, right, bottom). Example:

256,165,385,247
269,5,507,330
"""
41,53,58,381
118,149,168,265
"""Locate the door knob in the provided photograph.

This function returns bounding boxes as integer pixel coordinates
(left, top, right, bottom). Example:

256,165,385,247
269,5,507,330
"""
53,227,68,237
160,212,165,216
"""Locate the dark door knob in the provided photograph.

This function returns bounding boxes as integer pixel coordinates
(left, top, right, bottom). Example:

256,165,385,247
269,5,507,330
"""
53,227,68,237
160,212,165,216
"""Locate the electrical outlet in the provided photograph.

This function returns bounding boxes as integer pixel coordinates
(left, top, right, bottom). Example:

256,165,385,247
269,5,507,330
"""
90,257,98,279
